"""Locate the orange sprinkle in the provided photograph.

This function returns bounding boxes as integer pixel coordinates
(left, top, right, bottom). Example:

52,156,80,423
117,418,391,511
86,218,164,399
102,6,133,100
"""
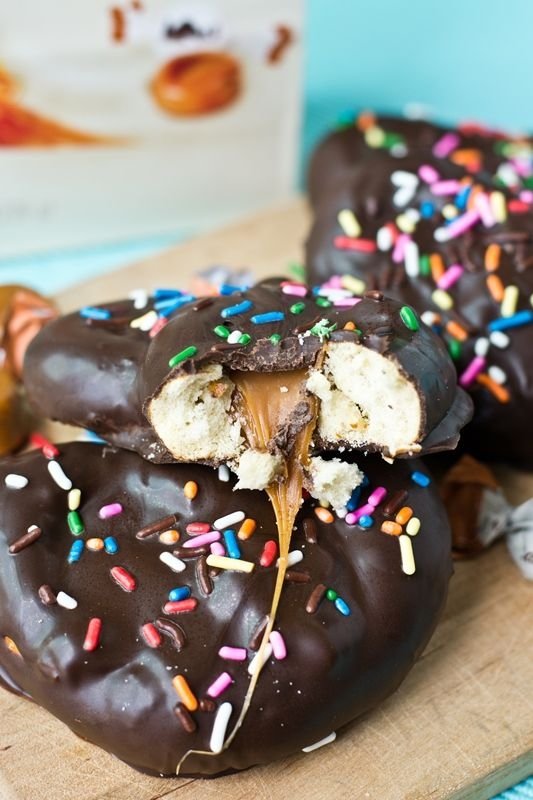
343,321,356,331
357,111,376,131
430,253,445,282
485,243,501,272
486,274,505,302
395,506,414,526
445,320,469,342
237,518,257,541
172,675,198,711
477,373,510,404
314,507,334,524
450,149,482,172
466,184,483,211
159,529,180,545
184,481,198,500
380,521,403,537
4,636,21,657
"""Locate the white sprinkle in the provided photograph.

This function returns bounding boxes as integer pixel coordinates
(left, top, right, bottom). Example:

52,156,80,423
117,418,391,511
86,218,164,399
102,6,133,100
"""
276,550,303,568
393,186,415,208
302,732,337,753
227,330,243,344
218,465,230,482
399,534,416,575
488,366,507,385
248,643,273,676
130,310,157,331
421,311,439,327
391,170,418,188
406,517,420,536
209,702,232,754
57,591,77,610
280,386,289,393
159,552,186,573
404,240,420,277
47,461,72,491
129,289,148,309
5,474,28,490
376,225,393,251
213,511,245,530
391,143,408,158
68,489,81,511
489,331,510,349
474,337,489,358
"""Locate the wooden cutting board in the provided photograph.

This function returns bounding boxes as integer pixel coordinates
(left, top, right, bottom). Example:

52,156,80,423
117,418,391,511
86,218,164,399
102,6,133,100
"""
1,199,532,800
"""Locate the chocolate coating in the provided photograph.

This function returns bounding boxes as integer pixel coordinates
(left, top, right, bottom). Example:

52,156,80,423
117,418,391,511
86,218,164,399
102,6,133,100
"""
306,113,533,467
24,279,472,461
0,442,451,776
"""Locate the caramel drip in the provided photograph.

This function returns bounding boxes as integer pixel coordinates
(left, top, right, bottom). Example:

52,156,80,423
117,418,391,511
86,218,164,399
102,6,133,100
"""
176,369,317,773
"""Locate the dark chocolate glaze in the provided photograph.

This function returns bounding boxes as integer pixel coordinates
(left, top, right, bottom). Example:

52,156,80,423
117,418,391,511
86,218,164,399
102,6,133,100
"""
23,280,472,461
0,443,451,777
306,114,533,467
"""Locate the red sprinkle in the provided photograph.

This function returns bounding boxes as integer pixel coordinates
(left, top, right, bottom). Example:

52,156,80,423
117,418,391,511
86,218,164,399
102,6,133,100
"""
83,618,102,652
334,236,377,253
508,199,530,214
186,522,211,535
141,622,162,648
29,432,59,459
163,599,198,614
110,566,137,592
260,540,278,568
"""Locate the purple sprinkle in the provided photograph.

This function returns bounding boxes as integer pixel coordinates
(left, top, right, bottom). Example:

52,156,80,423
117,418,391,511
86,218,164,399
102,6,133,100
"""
98,503,123,520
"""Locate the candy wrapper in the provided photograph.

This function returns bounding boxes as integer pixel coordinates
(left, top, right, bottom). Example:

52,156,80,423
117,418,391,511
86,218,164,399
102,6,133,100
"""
441,455,533,580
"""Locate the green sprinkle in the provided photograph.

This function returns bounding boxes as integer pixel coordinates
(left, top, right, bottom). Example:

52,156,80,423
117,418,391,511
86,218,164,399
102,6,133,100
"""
419,254,431,277
383,132,405,149
315,296,332,308
288,262,306,280
448,339,462,361
238,333,251,346
523,176,533,189
400,306,419,332
269,333,281,345
67,511,84,536
168,345,198,368
290,302,306,315
310,320,337,339
214,325,230,339
326,588,338,602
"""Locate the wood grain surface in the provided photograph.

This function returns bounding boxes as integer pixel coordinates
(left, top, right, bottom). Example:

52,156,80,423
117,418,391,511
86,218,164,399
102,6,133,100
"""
1,199,532,800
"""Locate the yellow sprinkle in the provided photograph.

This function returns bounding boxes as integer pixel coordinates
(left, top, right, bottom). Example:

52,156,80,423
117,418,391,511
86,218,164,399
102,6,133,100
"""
237,518,257,541
206,554,255,573
365,126,385,148
68,489,81,511
172,675,198,711
337,209,361,238
86,537,104,551
406,517,421,536
490,191,507,223
340,274,366,295
159,529,180,545
396,213,416,234
530,294,533,307
501,285,519,318
441,204,458,220
184,481,198,500
399,534,416,575
432,289,454,311
4,636,21,657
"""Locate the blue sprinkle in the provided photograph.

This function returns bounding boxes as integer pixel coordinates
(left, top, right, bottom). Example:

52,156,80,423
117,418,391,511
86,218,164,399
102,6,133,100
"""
361,474,370,488
85,430,107,444
223,529,241,559
159,295,196,317
455,185,471,211
221,300,253,318
80,306,111,320
68,540,84,564
431,323,444,335
334,597,351,616
346,486,362,512
169,586,191,602
358,515,374,528
250,311,285,325
488,310,533,332
104,536,119,554
220,284,249,295
312,285,322,296
153,289,184,299
420,200,435,218
411,471,431,487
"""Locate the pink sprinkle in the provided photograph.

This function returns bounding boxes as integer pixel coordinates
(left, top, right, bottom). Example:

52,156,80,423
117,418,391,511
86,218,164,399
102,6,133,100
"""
435,209,480,242
269,631,287,660
207,671,233,698
333,297,361,307
98,503,123,520
418,164,440,184
459,356,486,387
281,282,307,297
210,541,225,557
186,522,211,535
218,646,247,661
430,180,463,196
322,275,343,289
510,158,531,178
149,317,168,339
474,193,495,227
392,233,410,263
519,190,533,203
437,264,464,291
432,132,460,159
183,531,220,548
346,503,374,525
367,487,387,507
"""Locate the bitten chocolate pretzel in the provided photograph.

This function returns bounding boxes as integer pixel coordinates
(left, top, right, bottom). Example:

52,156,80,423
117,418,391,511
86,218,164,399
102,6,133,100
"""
0,442,451,777
24,278,472,500
306,112,533,467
